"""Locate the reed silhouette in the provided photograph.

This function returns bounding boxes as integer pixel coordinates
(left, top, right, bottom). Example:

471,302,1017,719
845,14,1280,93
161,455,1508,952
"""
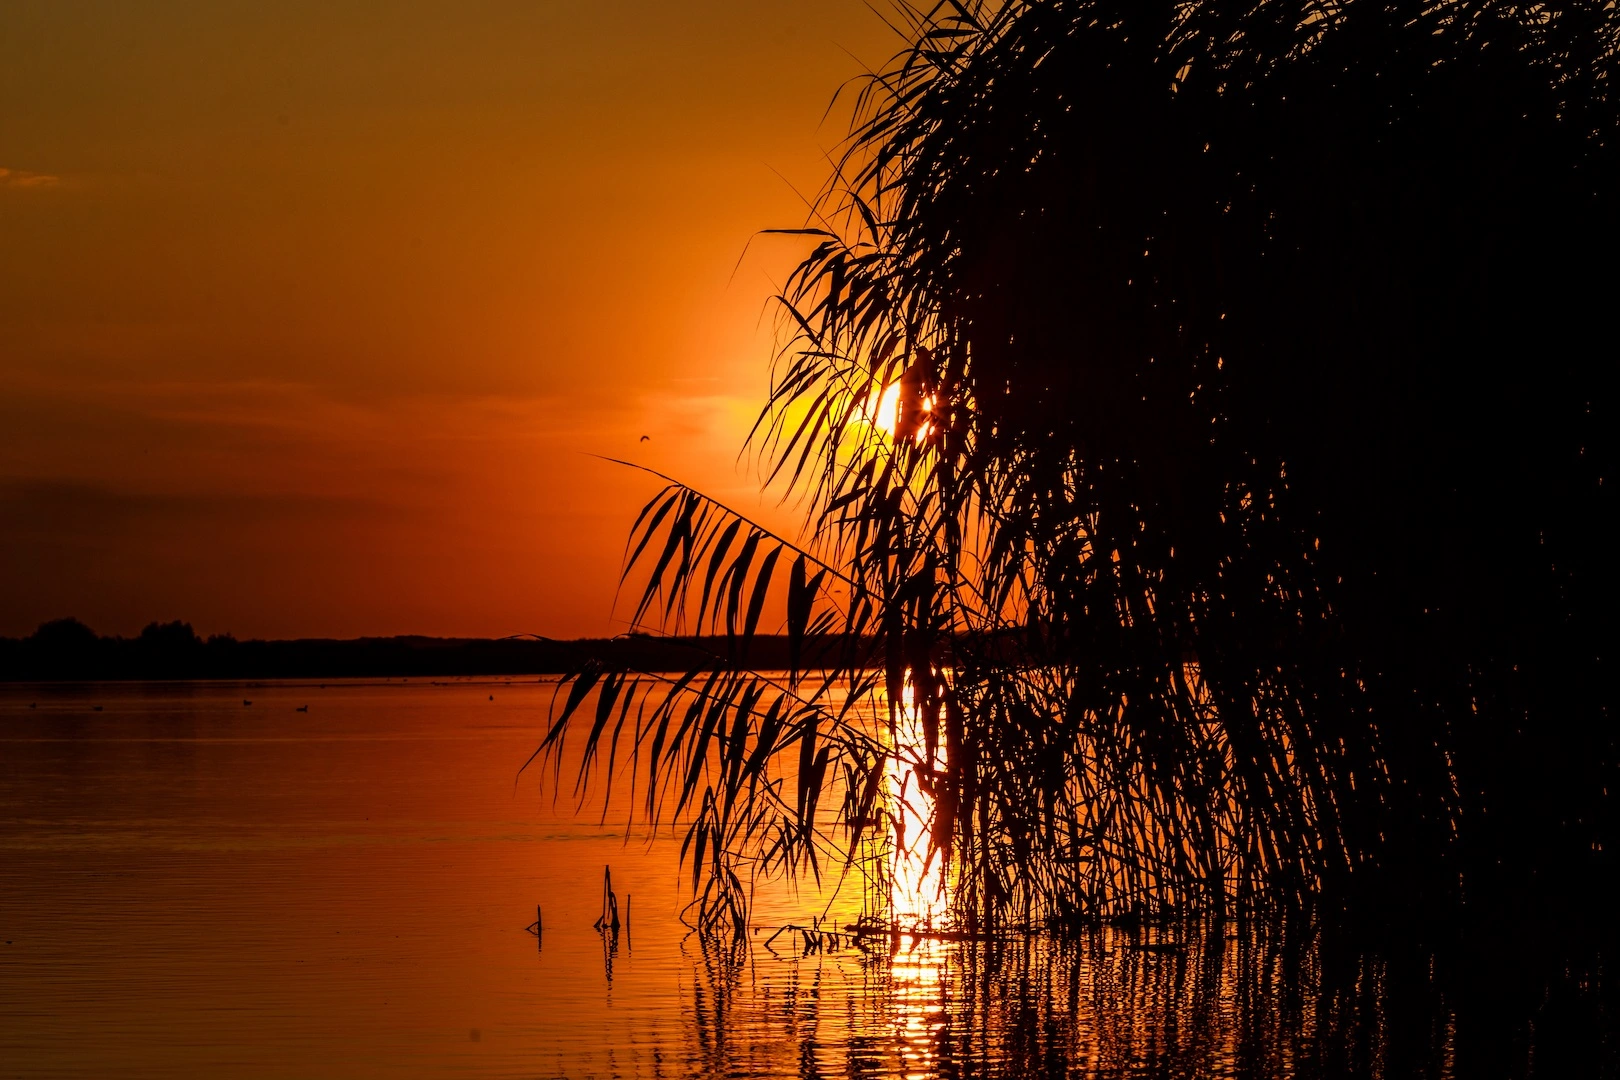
539,0,1617,934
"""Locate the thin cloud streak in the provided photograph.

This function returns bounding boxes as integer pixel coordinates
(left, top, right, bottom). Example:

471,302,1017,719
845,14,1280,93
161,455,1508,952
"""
0,166,59,189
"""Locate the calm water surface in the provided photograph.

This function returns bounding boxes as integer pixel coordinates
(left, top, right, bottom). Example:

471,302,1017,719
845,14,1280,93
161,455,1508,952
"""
0,680,1609,1078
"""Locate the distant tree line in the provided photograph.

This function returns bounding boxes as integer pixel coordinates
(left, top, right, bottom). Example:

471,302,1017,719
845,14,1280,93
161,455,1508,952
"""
0,618,838,681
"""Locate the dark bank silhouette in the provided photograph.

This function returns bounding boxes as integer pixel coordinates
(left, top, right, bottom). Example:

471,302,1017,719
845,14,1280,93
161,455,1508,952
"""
0,617,847,682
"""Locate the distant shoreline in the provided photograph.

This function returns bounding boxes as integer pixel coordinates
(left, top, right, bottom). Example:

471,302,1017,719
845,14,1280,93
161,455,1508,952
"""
0,620,851,682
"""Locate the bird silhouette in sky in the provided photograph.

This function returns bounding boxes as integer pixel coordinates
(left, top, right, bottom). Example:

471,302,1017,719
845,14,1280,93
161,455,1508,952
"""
639,434,650,442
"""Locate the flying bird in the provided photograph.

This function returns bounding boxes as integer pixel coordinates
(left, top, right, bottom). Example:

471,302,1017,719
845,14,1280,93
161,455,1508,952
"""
639,434,650,442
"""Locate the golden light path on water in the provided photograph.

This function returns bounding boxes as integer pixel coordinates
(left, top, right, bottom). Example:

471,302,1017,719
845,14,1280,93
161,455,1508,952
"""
886,676,949,931
884,675,951,1080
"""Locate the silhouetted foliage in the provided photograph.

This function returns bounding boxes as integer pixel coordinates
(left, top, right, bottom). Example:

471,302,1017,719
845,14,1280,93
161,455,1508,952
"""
11,618,107,680
541,0,1618,932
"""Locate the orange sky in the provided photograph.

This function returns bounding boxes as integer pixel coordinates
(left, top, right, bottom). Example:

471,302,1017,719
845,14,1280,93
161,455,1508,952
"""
0,1,896,640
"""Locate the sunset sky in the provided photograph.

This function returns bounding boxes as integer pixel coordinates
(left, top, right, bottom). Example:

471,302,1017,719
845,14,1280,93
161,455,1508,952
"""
0,1,896,640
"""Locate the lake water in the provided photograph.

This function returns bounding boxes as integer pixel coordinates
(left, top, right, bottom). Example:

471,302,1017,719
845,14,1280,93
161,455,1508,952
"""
0,679,1610,1078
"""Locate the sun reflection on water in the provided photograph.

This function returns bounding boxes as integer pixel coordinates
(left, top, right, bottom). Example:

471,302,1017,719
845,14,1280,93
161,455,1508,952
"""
887,937,950,1080
886,675,949,933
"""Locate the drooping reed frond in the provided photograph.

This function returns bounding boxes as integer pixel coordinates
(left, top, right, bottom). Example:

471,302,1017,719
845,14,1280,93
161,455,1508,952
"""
539,0,1619,933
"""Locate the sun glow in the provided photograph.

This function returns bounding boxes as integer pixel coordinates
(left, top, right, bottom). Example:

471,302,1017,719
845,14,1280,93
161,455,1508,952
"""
859,381,939,446
867,381,903,437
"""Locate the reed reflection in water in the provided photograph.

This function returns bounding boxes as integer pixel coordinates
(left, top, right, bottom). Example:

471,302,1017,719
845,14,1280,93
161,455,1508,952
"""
691,919,1615,1079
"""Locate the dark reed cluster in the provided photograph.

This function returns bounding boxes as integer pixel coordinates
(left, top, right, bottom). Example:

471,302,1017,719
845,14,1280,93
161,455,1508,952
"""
539,0,1618,932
